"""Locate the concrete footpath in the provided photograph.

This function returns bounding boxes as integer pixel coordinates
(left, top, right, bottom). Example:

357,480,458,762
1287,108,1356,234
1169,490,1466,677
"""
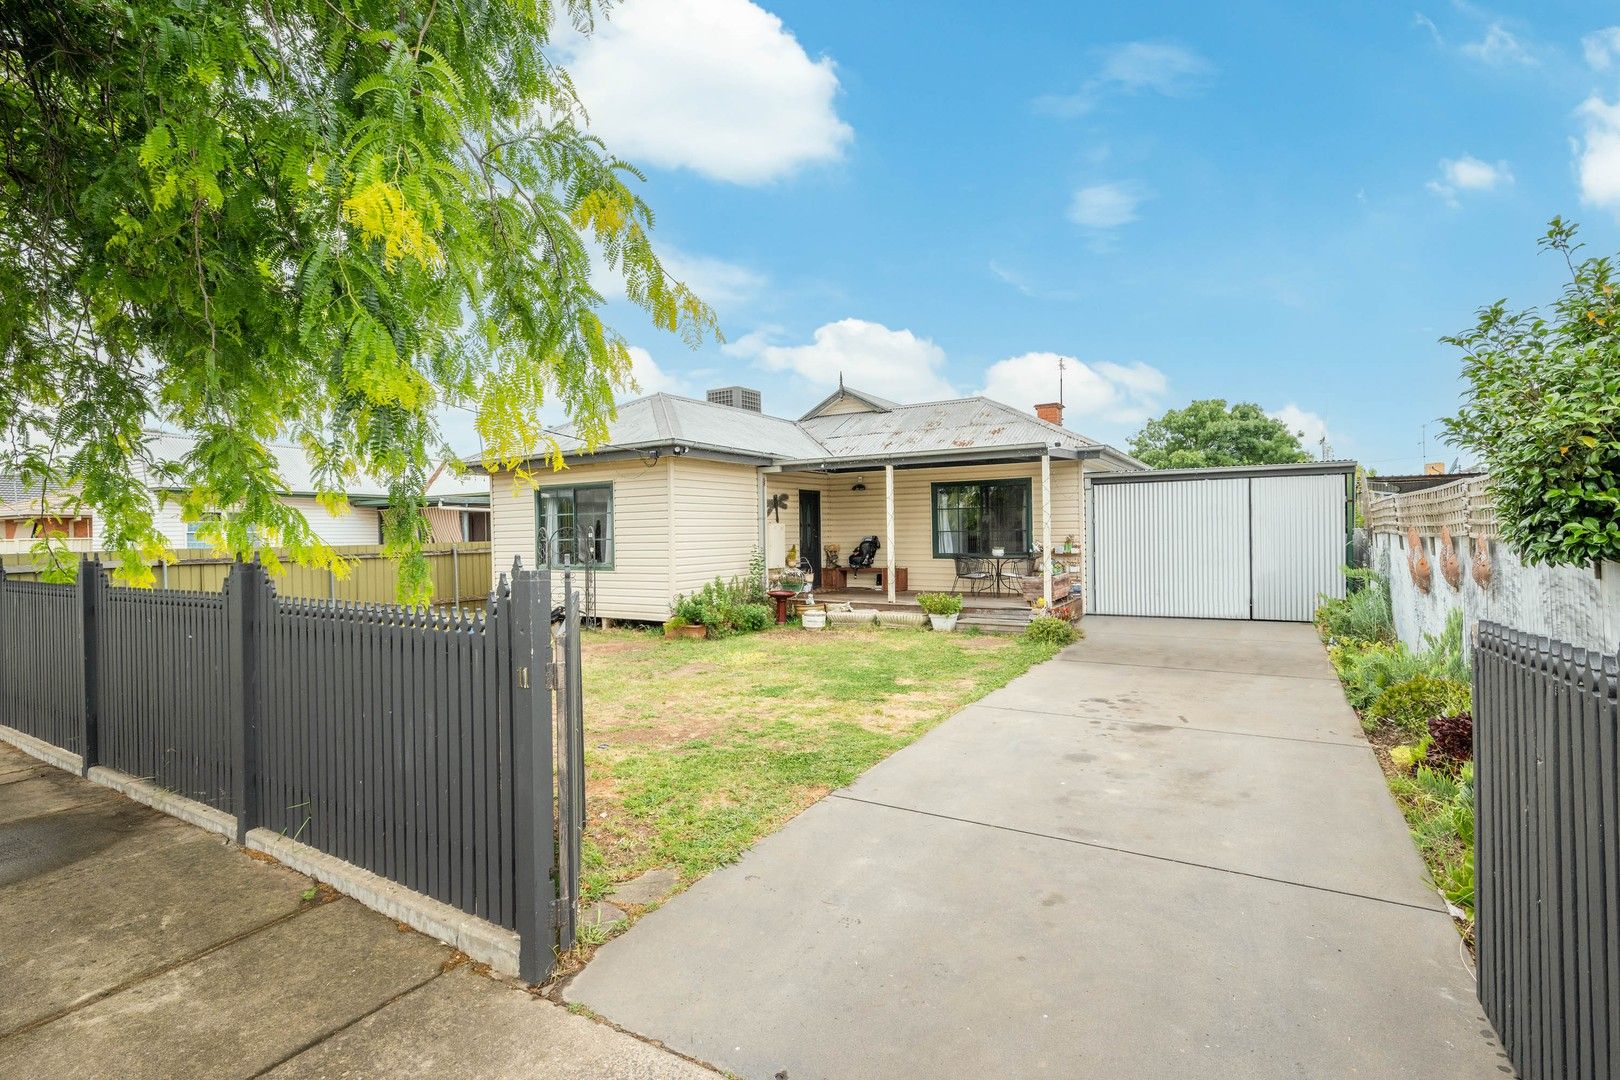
567,617,1514,1079
0,745,712,1080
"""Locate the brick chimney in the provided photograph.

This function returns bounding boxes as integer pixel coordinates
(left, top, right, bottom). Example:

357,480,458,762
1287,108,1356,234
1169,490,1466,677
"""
1034,402,1064,426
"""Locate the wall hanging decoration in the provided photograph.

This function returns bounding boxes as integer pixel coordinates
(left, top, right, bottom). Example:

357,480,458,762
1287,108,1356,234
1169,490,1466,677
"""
1406,526,1432,593
1439,526,1463,591
1471,534,1493,589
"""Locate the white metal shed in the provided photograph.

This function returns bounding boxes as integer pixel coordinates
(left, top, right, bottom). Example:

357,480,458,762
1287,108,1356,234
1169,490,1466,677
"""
1085,462,1356,622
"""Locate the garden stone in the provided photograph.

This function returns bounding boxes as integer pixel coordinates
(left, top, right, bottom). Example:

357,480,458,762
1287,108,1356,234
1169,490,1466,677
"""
579,901,628,929
608,867,678,907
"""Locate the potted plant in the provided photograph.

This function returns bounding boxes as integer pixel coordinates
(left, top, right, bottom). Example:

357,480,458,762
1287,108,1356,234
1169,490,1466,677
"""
671,595,710,639
1062,534,1076,553
916,592,963,631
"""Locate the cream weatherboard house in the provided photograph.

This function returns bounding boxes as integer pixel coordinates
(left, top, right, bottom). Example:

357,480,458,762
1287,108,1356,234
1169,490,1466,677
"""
481,385,1146,624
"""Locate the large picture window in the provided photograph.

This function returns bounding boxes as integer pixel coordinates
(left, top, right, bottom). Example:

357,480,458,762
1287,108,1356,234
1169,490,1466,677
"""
931,479,1032,557
537,484,614,569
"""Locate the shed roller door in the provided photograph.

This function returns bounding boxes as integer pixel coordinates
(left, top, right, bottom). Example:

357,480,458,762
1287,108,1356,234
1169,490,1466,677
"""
1089,478,1250,618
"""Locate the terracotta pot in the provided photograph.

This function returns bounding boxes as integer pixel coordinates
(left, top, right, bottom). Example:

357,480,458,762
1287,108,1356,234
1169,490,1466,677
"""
679,624,707,639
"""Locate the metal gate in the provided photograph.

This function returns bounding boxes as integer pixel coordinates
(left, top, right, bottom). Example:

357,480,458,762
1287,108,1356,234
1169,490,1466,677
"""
1087,463,1353,621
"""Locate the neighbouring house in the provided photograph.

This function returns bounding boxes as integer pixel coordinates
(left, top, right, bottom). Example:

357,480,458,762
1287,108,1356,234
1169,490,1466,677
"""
0,433,490,554
478,384,1146,623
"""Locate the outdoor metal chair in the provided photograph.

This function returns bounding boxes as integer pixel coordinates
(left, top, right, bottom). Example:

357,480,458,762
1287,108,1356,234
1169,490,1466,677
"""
953,555,993,595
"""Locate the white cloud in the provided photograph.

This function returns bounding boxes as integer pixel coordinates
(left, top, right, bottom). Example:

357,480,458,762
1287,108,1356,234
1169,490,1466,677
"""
1036,41,1213,117
1413,12,1444,47
1460,23,1536,66
1270,403,1330,453
977,353,1167,425
1426,154,1513,205
988,260,1078,302
1068,182,1149,229
730,319,959,403
556,0,852,184
1582,27,1620,70
625,346,689,397
1576,96,1620,212
591,241,764,312
660,248,766,308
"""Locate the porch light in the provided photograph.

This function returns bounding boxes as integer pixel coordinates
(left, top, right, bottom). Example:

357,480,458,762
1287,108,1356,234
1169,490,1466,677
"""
851,477,866,491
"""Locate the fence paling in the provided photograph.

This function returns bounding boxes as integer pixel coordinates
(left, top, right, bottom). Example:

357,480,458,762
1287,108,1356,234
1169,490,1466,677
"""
1475,622,1619,1080
0,557,581,983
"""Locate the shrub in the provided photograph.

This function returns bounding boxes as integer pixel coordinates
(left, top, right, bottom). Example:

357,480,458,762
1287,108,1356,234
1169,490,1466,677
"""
672,594,704,624
1024,615,1079,646
1314,568,1394,645
734,603,771,633
676,577,774,637
1441,219,1620,569
1427,711,1473,765
663,616,688,633
915,592,963,617
1366,674,1472,736
1330,641,1432,711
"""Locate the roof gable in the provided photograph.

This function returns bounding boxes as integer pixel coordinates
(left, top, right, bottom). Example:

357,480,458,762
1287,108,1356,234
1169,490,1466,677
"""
798,385,898,421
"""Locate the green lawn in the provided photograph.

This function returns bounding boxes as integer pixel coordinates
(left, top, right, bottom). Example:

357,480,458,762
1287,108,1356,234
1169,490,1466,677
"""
577,625,1062,905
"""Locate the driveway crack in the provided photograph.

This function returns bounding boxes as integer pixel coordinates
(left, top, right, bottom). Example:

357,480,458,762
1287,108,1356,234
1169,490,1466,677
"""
828,792,1448,917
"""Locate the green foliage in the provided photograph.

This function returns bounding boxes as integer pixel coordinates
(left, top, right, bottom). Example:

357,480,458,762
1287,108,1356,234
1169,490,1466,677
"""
1367,675,1472,736
1314,568,1395,645
676,576,771,637
663,616,688,633
744,547,768,605
915,592,963,616
1328,609,1469,718
1389,761,1476,917
1024,615,1079,646
0,1,718,598
734,603,772,633
1441,219,1620,569
1128,399,1312,469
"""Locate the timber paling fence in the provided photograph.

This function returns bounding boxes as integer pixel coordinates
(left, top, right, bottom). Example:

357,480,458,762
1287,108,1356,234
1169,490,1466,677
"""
0,556,584,983
0,542,493,607
1474,622,1619,1080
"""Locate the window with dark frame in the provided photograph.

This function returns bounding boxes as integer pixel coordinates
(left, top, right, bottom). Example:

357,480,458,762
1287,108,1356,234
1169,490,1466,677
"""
537,483,614,568
931,479,1032,556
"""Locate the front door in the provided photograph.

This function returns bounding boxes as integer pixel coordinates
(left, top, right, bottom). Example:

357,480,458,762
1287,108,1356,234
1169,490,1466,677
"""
798,490,822,587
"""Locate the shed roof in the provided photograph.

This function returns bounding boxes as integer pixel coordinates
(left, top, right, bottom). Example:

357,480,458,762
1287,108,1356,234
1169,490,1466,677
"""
524,387,1142,471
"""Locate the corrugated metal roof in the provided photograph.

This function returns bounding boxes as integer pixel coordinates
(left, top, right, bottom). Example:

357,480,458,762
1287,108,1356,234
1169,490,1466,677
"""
1089,460,1356,483
522,386,1146,470
798,396,1099,458
546,393,828,460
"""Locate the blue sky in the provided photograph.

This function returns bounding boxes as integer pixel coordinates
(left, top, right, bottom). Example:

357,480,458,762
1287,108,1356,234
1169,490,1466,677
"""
454,1,1620,472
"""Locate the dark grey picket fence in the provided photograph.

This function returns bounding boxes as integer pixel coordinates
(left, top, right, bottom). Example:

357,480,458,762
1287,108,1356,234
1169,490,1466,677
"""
1474,621,1619,1080
0,557,582,983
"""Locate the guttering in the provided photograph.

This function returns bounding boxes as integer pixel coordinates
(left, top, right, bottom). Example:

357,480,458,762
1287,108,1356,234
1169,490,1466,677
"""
768,442,1091,473
466,439,778,474
1088,460,1358,484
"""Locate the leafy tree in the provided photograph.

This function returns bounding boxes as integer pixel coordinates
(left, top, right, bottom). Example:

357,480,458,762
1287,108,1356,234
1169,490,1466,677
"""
0,0,716,597
1127,399,1311,469
1442,219,1620,568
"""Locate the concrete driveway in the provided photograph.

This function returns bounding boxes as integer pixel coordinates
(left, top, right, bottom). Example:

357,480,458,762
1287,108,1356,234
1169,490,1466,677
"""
566,617,1512,1079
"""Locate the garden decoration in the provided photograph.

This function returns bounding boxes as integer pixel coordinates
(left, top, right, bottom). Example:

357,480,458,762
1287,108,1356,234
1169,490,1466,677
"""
824,543,840,567
1439,527,1462,591
1471,535,1492,589
767,493,790,522
1406,527,1432,594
